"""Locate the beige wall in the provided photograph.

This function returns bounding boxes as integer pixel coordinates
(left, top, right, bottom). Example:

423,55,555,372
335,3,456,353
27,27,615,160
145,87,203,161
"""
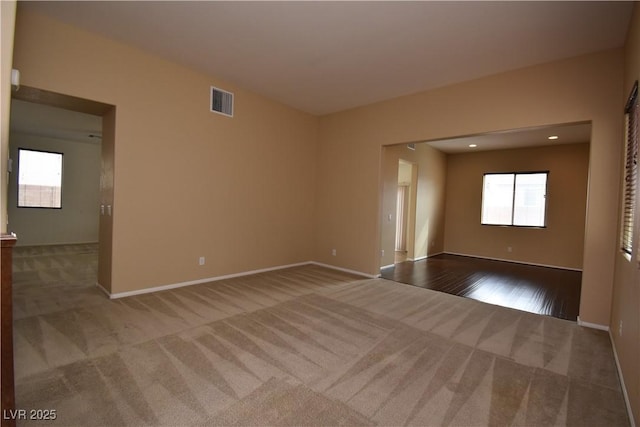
317,49,623,326
414,144,447,260
380,143,447,267
397,161,412,184
611,3,640,425
7,132,101,246
12,8,319,294
1,0,16,234
444,143,589,270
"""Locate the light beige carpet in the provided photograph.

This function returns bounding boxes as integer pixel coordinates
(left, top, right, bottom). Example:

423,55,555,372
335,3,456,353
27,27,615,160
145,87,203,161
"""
12,244,629,426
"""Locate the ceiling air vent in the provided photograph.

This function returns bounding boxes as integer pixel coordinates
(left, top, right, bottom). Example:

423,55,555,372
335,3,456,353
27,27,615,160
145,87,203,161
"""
210,86,234,117
407,143,416,150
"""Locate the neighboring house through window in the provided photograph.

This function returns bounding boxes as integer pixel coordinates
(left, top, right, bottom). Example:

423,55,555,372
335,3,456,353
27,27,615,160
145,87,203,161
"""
481,171,548,227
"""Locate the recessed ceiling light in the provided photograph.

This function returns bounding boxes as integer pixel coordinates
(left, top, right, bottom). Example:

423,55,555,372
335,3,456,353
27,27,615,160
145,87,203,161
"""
548,135,559,140
469,144,477,148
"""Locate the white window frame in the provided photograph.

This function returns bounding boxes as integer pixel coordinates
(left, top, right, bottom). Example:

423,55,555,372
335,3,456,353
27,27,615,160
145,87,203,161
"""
17,148,64,209
481,171,549,228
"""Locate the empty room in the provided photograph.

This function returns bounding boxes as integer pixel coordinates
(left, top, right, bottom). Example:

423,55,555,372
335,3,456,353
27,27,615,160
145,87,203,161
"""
379,125,591,321
1,1,639,426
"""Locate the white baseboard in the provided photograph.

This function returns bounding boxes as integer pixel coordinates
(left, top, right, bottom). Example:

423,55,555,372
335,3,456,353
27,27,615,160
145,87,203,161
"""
384,252,442,265
95,281,111,297
407,252,444,262
422,251,445,260
107,261,312,299
576,316,610,331
309,261,378,279
102,261,374,299
444,251,582,272
380,263,395,270
609,331,637,427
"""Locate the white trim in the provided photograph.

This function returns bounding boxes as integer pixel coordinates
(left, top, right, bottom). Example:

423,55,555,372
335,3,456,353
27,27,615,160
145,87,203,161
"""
406,252,445,262
609,331,637,427
309,261,377,279
104,261,375,299
577,316,610,331
424,251,445,260
108,261,311,299
95,281,111,298
444,251,582,272
381,252,443,269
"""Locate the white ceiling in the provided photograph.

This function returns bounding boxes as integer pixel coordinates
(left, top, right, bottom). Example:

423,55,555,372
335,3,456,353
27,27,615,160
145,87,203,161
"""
10,99,102,144
22,1,634,116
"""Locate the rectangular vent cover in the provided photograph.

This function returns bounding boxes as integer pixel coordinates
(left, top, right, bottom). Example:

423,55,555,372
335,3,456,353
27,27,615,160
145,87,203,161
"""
407,143,416,150
210,86,234,117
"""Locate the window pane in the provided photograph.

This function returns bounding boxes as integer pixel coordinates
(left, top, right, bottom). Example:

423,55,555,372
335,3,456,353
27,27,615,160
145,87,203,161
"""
513,173,547,227
18,149,63,208
482,174,514,225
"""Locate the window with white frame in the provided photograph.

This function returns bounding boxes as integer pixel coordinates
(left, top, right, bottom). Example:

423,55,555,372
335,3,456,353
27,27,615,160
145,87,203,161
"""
481,172,548,227
17,148,63,209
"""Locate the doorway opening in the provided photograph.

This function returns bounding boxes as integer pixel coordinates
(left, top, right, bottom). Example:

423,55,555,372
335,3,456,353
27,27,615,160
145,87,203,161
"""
378,122,591,321
395,160,417,263
9,86,115,292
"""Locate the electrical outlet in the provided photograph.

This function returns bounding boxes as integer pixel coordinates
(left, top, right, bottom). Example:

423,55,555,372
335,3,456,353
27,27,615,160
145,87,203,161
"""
507,246,513,253
331,249,337,256
381,249,385,257
199,256,205,266
619,320,623,337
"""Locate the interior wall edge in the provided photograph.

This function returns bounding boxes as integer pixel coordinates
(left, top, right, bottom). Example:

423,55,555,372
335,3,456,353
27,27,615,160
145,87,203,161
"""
609,330,638,427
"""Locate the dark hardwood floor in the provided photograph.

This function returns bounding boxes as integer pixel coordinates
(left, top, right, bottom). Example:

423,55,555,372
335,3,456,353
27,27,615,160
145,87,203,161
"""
380,253,581,321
